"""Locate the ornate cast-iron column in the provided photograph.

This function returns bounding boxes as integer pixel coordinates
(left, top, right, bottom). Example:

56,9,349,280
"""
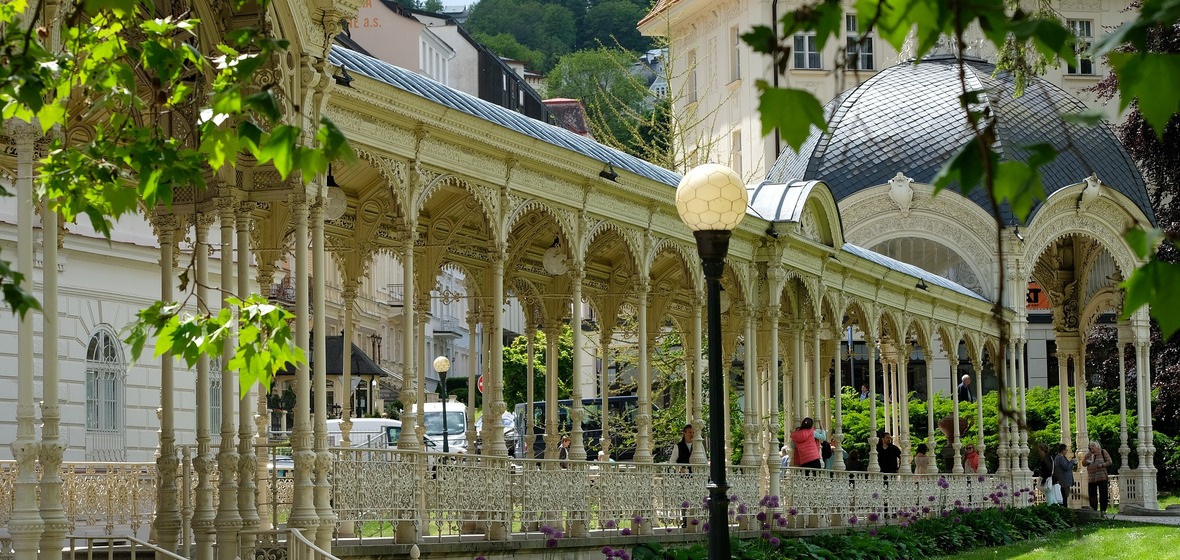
924,345,937,474
287,193,320,542
215,197,243,554
689,296,707,466
341,286,357,446
153,213,182,552
1057,343,1072,455
311,198,336,550
634,279,653,463
867,335,880,473
1117,327,1130,474
487,243,509,458
397,232,419,453
949,344,963,475
543,319,561,459
415,292,428,445
898,348,911,474
832,332,846,471
741,310,760,467
570,266,587,463
254,263,275,531
767,304,785,484
1017,338,1031,475
39,161,66,560
525,324,536,456
973,355,986,474
236,202,260,555
599,327,613,456
466,310,480,454
10,120,42,560
192,211,216,560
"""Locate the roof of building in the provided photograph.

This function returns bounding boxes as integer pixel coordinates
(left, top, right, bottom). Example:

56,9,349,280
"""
282,335,387,376
329,45,682,187
843,243,987,301
765,56,1154,225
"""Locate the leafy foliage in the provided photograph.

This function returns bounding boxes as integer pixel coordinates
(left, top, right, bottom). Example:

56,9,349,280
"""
0,0,352,390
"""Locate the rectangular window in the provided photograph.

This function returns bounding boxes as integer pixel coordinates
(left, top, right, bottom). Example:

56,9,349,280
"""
793,33,821,69
730,26,742,82
845,14,874,70
1067,19,1094,75
687,49,698,102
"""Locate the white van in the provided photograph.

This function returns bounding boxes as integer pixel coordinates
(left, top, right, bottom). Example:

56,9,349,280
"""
327,418,401,449
409,397,468,452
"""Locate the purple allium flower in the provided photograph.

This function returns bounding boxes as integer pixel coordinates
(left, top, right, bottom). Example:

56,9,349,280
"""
761,532,771,540
998,506,1005,512
666,528,673,533
848,515,858,525
776,518,786,527
735,515,743,523
619,553,630,560
702,523,710,531
756,512,767,522
942,511,951,518
728,509,734,516
554,530,564,539
772,512,782,520
730,494,739,501
922,506,930,514
769,537,781,547
938,476,949,489
621,528,632,536
605,520,617,529
954,500,962,506
546,538,558,549
633,515,643,524
690,519,700,526
929,495,937,502
954,517,962,524
788,508,798,516
681,500,691,508
760,496,770,506
869,529,878,537
872,492,879,499
868,513,879,522
762,523,769,530
602,547,613,555
737,503,748,514
978,475,986,482
900,521,909,528
476,556,487,560
540,525,554,536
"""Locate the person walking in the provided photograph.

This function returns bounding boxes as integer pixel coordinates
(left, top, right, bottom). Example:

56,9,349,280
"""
557,435,571,469
913,443,932,474
791,417,822,469
1052,443,1077,507
1083,441,1113,515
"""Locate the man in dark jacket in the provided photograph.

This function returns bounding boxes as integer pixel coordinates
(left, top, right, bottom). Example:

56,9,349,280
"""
877,432,902,473
1052,444,1077,507
669,424,694,472
957,375,975,403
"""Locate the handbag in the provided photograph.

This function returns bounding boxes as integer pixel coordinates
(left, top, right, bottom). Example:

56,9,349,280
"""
1047,482,1063,505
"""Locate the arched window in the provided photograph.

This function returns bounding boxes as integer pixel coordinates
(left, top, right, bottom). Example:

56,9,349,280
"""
85,326,126,461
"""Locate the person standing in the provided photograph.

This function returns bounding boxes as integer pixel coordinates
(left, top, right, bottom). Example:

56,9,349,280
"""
668,424,694,472
877,432,902,474
1052,443,1077,507
558,435,571,469
858,384,870,400
913,443,932,474
962,443,980,473
957,375,974,403
791,417,822,469
1083,441,1112,515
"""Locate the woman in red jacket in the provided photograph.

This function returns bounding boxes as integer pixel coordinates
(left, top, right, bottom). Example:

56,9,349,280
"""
791,417,822,468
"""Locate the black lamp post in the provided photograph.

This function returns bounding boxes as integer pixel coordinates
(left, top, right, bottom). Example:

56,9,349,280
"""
434,355,452,453
675,163,748,560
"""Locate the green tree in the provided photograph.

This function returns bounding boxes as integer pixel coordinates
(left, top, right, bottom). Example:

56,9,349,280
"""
547,48,652,152
465,0,576,70
472,32,546,70
502,326,574,411
582,0,651,53
0,0,351,391
423,0,444,11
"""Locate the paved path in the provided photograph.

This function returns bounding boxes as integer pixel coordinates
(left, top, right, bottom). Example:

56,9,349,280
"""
1111,513,1180,526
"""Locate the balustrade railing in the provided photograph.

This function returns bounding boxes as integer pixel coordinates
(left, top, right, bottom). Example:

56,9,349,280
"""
64,534,189,560
5,450,1131,548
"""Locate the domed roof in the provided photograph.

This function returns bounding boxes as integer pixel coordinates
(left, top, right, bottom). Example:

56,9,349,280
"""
764,56,1154,224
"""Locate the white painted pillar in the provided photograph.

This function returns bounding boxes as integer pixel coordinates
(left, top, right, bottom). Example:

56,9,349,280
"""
600,329,612,455
833,335,845,471
215,199,242,553
526,325,536,456
925,350,937,474
1058,351,1072,455
311,200,335,549
10,121,42,560
467,311,480,454
973,356,986,474
341,292,355,446
397,234,419,451
236,204,259,554
867,337,880,473
690,300,707,465
570,270,587,461
635,281,653,463
898,352,911,473
544,321,561,459
1117,335,1129,473
950,346,963,474
192,213,216,560
743,313,761,466
287,194,319,540
38,178,65,560
154,214,181,551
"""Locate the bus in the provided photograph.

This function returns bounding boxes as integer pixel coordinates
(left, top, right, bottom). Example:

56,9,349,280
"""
513,396,648,460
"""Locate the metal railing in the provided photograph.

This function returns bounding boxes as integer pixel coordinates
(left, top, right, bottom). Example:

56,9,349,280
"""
64,535,189,560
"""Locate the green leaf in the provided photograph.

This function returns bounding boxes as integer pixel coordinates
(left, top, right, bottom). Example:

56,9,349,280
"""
933,137,990,196
740,26,777,55
1108,53,1180,138
1059,109,1105,126
258,125,300,178
755,81,827,151
811,0,844,51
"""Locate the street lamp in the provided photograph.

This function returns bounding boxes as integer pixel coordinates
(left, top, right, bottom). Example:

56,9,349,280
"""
434,356,452,453
675,163,747,560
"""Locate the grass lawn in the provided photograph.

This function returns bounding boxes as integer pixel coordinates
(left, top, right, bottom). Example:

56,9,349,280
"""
935,521,1180,559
